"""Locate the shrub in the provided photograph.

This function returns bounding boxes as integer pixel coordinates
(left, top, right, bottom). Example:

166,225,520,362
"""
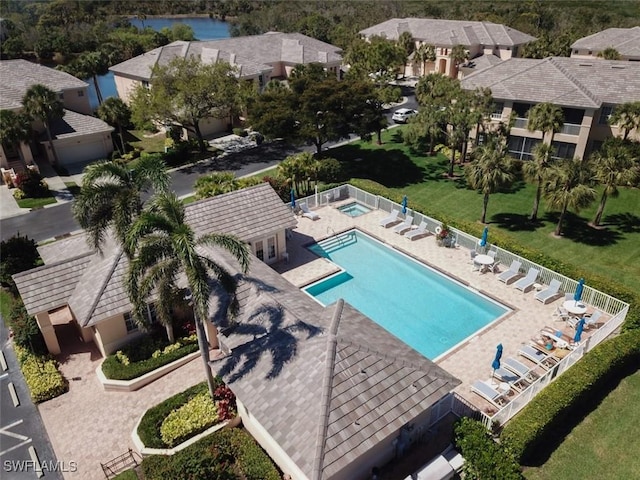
101,334,198,380
12,188,25,200
14,170,48,198
232,127,248,137
8,301,47,354
262,175,289,202
15,345,68,403
317,157,345,183
454,417,523,480
0,233,41,293
160,393,219,446
501,329,640,463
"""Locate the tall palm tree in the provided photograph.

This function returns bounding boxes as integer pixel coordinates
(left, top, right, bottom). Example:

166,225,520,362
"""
609,101,640,141
72,156,170,257
126,192,250,398
465,139,515,223
22,84,65,165
527,102,564,145
0,110,32,156
590,139,638,226
414,43,436,75
522,143,555,221
543,157,596,236
597,47,621,60
97,97,131,155
449,44,468,77
397,31,415,57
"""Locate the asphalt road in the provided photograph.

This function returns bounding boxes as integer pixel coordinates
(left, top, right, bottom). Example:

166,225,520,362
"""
0,317,63,480
0,92,418,243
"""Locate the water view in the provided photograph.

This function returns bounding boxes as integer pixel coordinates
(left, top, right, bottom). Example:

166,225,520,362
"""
88,17,230,109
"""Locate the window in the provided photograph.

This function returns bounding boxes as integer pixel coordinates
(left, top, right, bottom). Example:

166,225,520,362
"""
124,312,138,333
507,135,541,160
258,74,264,87
142,80,150,89
490,102,504,120
146,304,158,324
267,237,276,261
588,50,592,55
551,141,576,159
78,90,84,97
599,105,614,125
255,240,264,261
573,50,579,54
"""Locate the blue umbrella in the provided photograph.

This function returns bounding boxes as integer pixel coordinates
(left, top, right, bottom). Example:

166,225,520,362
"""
574,318,586,343
401,195,408,214
491,343,503,374
479,227,489,247
290,188,296,209
574,278,585,302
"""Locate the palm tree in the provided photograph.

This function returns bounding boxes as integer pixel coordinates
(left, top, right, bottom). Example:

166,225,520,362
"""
72,156,170,257
397,31,415,57
126,192,250,398
449,44,468,77
22,84,64,165
522,143,555,221
0,110,32,156
527,102,564,145
543,157,596,236
414,44,436,75
597,47,621,60
590,139,638,226
97,97,131,155
609,101,640,141
465,139,515,223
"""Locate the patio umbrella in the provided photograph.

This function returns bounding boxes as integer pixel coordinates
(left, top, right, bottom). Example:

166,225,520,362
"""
574,278,585,302
479,227,489,247
401,195,408,214
491,343,503,376
290,188,296,209
574,318,586,343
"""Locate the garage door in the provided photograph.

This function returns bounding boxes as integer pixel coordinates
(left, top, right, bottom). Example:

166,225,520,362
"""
56,140,110,166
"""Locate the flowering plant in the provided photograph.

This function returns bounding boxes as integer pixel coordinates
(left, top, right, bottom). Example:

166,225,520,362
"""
437,224,451,240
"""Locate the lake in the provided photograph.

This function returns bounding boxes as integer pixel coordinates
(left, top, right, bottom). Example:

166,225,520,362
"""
88,17,231,109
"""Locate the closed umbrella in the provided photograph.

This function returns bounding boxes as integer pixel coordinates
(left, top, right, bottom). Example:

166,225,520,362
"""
491,343,503,377
574,278,585,302
290,188,296,209
479,227,489,247
401,195,408,214
574,318,586,343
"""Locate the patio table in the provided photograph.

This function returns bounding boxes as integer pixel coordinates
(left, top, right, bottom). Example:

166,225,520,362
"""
474,254,494,273
563,300,587,316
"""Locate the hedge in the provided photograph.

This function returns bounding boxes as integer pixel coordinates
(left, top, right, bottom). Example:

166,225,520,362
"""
138,381,223,449
101,335,199,380
500,329,640,463
14,345,68,403
160,393,219,447
141,428,280,480
348,179,640,332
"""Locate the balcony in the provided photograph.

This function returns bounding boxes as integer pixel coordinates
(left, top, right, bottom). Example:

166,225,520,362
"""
560,123,582,136
513,117,528,129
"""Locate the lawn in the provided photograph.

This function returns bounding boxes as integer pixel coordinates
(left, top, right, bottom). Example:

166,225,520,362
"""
16,194,57,209
0,289,14,320
329,128,640,292
523,370,640,480
127,129,166,153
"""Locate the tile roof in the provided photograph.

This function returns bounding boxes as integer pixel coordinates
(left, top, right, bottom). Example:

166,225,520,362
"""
460,56,640,108
109,32,343,81
0,59,88,110
213,256,460,479
461,53,503,74
359,18,536,47
571,26,640,57
37,233,94,264
44,109,114,140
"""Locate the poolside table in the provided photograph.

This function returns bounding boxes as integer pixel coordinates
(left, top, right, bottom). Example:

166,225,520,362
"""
474,254,494,273
563,300,587,316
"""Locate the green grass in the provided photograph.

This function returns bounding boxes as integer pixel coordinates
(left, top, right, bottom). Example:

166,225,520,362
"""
181,195,197,204
64,182,80,197
330,128,640,292
112,469,138,480
524,370,640,480
128,129,166,153
16,194,57,209
0,289,15,320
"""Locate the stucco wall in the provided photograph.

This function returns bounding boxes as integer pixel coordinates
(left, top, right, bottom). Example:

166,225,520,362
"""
113,75,141,105
35,312,61,355
61,87,92,115
93,314,142,357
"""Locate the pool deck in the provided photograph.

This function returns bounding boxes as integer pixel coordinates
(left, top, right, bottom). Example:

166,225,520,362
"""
273,201,605,414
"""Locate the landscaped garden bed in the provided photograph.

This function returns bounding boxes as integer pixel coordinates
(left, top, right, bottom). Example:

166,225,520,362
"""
101,331,199,381
14,344,68,403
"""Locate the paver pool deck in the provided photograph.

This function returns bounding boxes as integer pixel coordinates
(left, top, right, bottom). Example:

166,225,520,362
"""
37,200,605,479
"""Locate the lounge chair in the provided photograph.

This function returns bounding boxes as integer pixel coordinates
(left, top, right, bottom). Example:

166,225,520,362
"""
535,279,563,304
405,220,429,240
568,310,603,329
503,357,539,382
493,367,530,392
379,209,400,227
514,267,539,293
299,202,320,220
497,260,521,284
518,344,558,369
470,380,511,407
393,215,414,234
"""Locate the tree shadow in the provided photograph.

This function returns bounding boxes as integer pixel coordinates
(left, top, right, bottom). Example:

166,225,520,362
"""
543,212,621,246
600,212,640,233
491,212,544,232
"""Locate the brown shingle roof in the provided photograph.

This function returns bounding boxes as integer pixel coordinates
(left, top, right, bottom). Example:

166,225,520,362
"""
360,18,536,47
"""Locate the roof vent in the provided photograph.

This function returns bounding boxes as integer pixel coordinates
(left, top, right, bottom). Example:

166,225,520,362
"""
360,369,367,375
578,63,593,67
611,65,626,69
354,421,361,427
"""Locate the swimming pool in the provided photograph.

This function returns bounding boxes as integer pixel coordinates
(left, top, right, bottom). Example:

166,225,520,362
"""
337,202,372,217
304,230,509,359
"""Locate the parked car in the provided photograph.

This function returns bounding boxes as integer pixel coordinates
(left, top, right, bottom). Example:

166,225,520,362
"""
392,108,418,123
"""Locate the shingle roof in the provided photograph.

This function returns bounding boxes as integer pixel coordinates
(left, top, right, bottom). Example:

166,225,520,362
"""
109,32,343,81
460,56,640,108
0,59,88,110
571,26,640,57
44,109,113,141
359,18,536,47
213,257,460,480
37,233,94,264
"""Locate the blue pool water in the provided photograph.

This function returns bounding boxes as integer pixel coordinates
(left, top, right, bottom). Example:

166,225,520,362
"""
337,202,372,217
304,230,508,359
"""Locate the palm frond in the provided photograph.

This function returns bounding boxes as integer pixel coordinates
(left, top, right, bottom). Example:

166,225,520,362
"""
199,233,251,273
